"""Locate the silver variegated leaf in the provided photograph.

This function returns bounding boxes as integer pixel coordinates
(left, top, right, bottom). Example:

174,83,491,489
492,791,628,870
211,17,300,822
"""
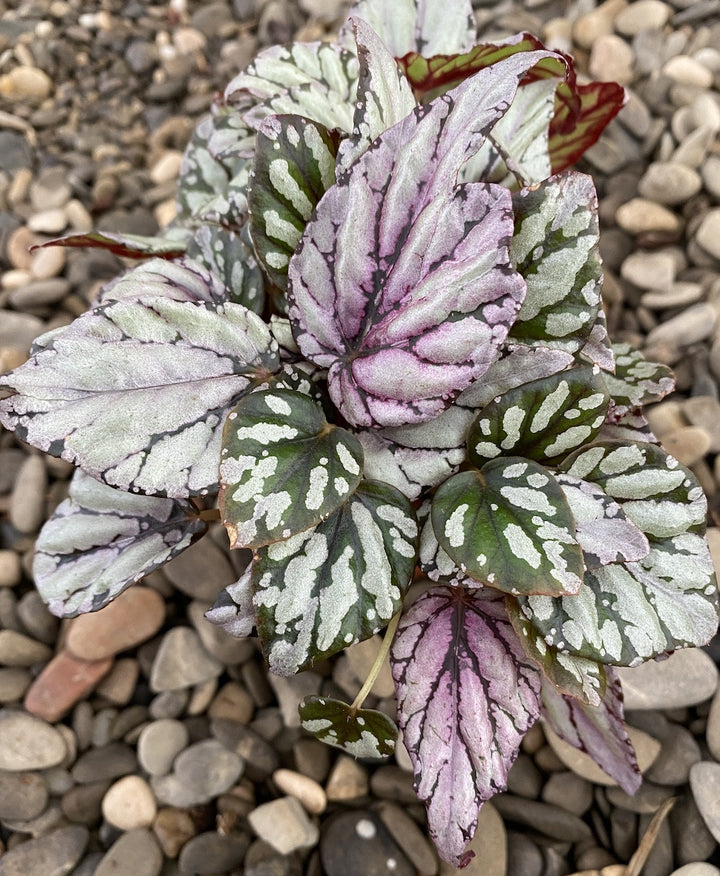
340,0,475,57
509,171,602,352
418,513,473,587
249,114,338,290
541,668,641,793
299,695,398,758
219,389,363,548
33,470,206,618
205,564,256,638
176,104,255,230
516,442,719,666
289,50,559,428
468,365,609,466
599,407,656,444
185,225,265,312
252,480,418,675
381,404,473,451
336,18,416,175
225,42,358,133
357,428,464,501
97,256,230,306
604,343,675,417
555,473,649,568
391,587,542,868
431,459,583,596
506,597,608,707
0,297,279,498
577,307,615,372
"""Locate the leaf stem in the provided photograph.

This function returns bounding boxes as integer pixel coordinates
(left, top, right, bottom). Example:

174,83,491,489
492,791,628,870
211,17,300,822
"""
198,508,221,522
350,610,401,713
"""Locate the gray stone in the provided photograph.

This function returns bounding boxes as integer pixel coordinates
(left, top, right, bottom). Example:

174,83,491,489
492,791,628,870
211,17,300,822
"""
0,825,88,876
491,794,592,842
691,761,720,843
211,719,279,781
615,0,672,35
507,753,543,799
616,648,719,709
94,827,163,876
163,537,236,601
645,303,718,348
60,779,110,825
696,209,720,261
646,722,701,785
0,668,31,702
541,771,593,815
504,830,543,876
641,281,704,310
187,601,255,666
606,780,675,814
320,810,413,876
638,162,702,205
620,250,676,290
9,454,47,534
670,792,718,866
178,831,251,874
137,718,189,776
376,802,438,875
0,710,67,771
0,770,48,820
0,629,52,666
71,742,137,784
8,278,71,309
153,739,243,806
267,671,322,727
0,131,33,173
150,626,224,692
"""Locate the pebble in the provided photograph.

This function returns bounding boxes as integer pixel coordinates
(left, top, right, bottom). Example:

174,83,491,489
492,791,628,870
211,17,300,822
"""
541,771,594,815
273,768,327,814
163,537,237,601
0,629,52,667
572,0,627,50
661,425,712,466
208,680,254,723
0,668,32,703
673,126,716,168
72,742,137,784
672,866,720,875
617,649,719,709
703,156,720,199
345,634,396,698
690,761,720,842
492,794,592,842
589,34,635,85
621,251,676,290
30,244,65,279
0,710,66,770
61,779,110,825
606,780,674,814
152,806,197,858
0,66,53,102
616,198,682,235
645,303,718,348
249,795,319,855
0,825,88,875
638,162,703,205
696,210,720,261
663,56,714,89
27,208,67,234
320,809,412,876
671,793,718,867
149,626,224,692
8,278,70,309
24,649,113,723
102,775,157,830
153,739,243,806
66,586,165,661
178,831,251,874
376,801,439,875
137,718,189,776
94,827,163,876
9,455,47,534
0,551,21,588
615,0,672,34
95,658,139,705
645,722,701,785
642,281,704,310
187,600,255,665
267,671,322,728
0,770,48,820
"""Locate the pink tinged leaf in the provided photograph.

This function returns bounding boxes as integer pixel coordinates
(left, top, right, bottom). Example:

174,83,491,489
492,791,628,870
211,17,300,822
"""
541,668,641,794
391,586,543,867
97,257,231,306
30,229,189,261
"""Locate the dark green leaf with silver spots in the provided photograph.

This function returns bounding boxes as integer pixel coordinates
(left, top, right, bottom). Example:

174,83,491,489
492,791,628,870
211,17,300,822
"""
431,459,583,596
252,480,418,674
603,343,675,417
219,389,363,548
299,695,398,758
186,225,265,312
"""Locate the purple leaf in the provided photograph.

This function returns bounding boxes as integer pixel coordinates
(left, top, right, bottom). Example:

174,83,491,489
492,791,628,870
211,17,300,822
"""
289,51,559,428
541,668,641,794
391,586,542,867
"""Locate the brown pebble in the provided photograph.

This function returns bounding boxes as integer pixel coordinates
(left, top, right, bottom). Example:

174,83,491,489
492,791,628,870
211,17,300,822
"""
24,649,113,723
6,226,37,270
661,426,711,467
273,768,327,814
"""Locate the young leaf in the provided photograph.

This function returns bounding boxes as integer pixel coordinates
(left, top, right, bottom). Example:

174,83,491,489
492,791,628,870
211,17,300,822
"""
603,343,675,417
219,389,364,549
186,225,265,312
391,587,542,867
249,114,338,290
298,695,398,758
340,0,475,57
509,172,602,353
252,480,418,675
289,51,561,428
225,42,358,134
30,228,189,260
516,442,719,666
541,668,641,793
205,564,256,638
431,459,583,596
33,470,206,618
506,598,608,707
97,257,231,306
336,18,416,175
467,365,610,466
554,473,649,568
0,297,279,498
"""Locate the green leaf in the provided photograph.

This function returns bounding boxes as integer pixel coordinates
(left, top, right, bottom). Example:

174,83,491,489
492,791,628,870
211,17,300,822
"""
249,114,338,291
467,365,609,466
431,459,583,596
509,172,602,352
299,695,398,758
252,480,418,674
515,442,719,666
418,511,472,587
604,343,675,416
186,225,265,312
219,389,364,548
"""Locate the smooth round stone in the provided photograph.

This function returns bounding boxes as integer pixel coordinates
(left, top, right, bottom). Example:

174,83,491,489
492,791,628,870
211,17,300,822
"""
210,719,279,781
0,668,31,702
645,303,717,348
705,684,720,762
588,34,634,85
696,210,720,261
645,723,701,785
0,550,21,588
615,198,682,235
616,649,719,709
641,281,703,310
187,601,255,665
703,156,720,199
94,827,163,876
541,771,593,815
542,723,660,786
0,66,53,102
672,865,720,875
638,162,702,205
273,768,327,815
661,425,712,466
0,629,53,666
102,774,157,830
438,802,505,875
66,587,165,661
163,537,236,601
207,681,254,724
137,718,189,776
71,742,137,784
152,806,197,857
150,627,224,692
320,810,412,876
663,56,714,89
29,244,65,280
0,825,88,875
505,831,543,876
24,649,113,723
492,794,592,842
0,710,67,771
620,250,676,290
9,454,47,534
178,831,251,874
61,780,111,825
690,762,720,843
684,397,720,453
27,208,67,234
615,0,671,35
174,739,243,799
0,770,48,820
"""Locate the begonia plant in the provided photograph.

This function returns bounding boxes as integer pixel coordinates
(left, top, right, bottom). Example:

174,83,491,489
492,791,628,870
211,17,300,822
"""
1,0,717,866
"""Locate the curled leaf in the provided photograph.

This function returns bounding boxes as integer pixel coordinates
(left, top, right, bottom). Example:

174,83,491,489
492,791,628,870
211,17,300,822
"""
299,695,398,758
